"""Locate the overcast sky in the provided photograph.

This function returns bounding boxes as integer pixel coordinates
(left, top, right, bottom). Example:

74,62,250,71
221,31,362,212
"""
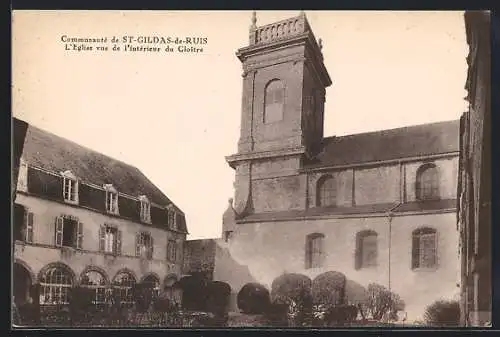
12,10,468,239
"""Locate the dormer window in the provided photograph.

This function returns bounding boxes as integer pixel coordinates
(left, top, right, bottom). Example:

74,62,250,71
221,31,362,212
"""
139,195,151,223
61,170,78,204
104,184,119,214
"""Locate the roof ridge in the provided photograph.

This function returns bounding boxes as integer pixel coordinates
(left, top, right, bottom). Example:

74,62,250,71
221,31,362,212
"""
323,119,460,141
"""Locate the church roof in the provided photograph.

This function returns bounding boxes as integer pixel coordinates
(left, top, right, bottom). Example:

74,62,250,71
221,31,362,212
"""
305,119,460,169
18,120,177,208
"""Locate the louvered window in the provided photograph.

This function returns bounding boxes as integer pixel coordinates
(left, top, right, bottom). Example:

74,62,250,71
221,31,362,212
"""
305,233,324,269
412,227,438,269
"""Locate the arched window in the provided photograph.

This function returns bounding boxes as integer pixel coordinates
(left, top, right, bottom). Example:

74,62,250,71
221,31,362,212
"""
355,230,378,269
416,163,440,201
142,274,160,298
39,266,73,305
412,227,438,269
305,233,325,269
81,270,107,307
112,271,136,307
316,175,336,207
264,79,285,123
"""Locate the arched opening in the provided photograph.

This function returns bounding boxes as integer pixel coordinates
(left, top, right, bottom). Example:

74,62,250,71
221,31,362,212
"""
264,79,285,123
142,274,160,299
80,269,108,308
416,163,440,201
163,274,182,306
39,264,74,305
112,271,136,308
13,262,33,306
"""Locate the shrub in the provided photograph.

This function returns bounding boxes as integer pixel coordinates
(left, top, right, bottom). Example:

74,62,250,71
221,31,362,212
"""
366,283,404,321
424,300,460,327
132,283,153,313
312,271,346,306
271,273,312,305
206,281,231,317
237,283,271,314
324,304,359,326
176,275,208,311
271,273,313,327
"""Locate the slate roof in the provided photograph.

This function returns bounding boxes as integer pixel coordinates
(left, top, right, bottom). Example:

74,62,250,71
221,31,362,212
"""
18,120,176,208
305,120,460,169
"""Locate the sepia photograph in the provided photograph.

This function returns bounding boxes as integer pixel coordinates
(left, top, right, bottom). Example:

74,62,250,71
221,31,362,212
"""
11,10,491,329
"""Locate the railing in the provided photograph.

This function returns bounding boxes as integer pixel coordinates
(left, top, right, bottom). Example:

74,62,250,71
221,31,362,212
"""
250,15,310,46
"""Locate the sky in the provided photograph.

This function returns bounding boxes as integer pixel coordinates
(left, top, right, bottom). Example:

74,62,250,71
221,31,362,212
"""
12,11,469,240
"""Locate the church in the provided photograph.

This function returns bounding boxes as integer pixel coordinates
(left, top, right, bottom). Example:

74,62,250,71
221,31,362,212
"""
193,12,461,322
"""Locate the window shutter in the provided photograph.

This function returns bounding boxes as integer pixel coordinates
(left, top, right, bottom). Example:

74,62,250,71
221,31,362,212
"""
305,239,312,269
55,217,64,247
76,222,83,249
354,236,361,270
99,225,106,252
26,212,34,243
149,236,154,259
116,230,122,255
135,234,140,257
21,210,27,243
411,234,420,269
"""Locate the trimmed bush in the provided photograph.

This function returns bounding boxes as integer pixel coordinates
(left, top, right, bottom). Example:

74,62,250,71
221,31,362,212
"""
366,283,404,321
176,275,208,311
271,273,313,327
271,273,312,305
133,283,154,313
206,281,231,317
312,271,346,306
424,300,460,327
237,283,271,314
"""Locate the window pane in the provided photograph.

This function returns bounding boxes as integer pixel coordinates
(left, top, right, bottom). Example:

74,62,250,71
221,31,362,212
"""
318,177,336,207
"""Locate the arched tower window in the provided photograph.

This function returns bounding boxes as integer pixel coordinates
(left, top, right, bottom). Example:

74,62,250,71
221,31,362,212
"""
264,79,285,123
355,230,378,269
412,227,438,269
305,233,325,269
416,163,440,201
316,175,336,207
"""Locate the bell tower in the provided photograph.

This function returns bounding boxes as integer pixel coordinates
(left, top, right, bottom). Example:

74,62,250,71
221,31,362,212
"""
226,12,332,216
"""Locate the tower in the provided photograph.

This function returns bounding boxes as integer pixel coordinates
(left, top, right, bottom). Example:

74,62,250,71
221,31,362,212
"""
226,12,332,216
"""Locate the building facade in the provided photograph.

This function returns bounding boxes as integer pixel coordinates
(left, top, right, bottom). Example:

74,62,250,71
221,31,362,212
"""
13,121,188,309
213,13,461,321
458,10,491,326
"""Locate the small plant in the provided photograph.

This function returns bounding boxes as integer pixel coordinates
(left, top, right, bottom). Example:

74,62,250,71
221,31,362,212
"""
423,300,460,327
237,283,271,314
